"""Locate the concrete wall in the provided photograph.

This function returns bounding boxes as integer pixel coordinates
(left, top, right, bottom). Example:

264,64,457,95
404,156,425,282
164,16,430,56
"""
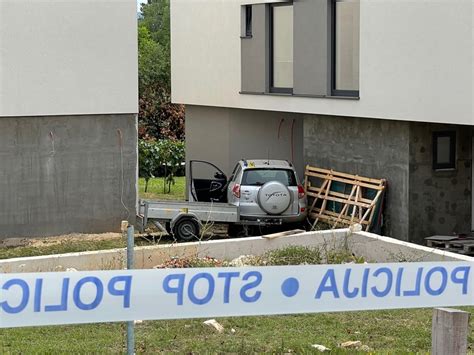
1,228,471,273
0,114,137,238
171,0,473,126
408,124,473,244
304,114,410,241
185,105,304,178
0,0,138,117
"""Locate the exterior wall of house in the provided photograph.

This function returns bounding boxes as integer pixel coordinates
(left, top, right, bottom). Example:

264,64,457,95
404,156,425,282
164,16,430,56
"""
185,105,304,178
172,0,474,243
0,0,138,238
0,114,137,238
171,0,473,126
186,106,474,244
408,124,473,244
0,0,138,117
304,114,410,241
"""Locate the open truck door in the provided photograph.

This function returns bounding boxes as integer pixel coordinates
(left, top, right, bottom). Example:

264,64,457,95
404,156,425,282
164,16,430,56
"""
189,160,227,202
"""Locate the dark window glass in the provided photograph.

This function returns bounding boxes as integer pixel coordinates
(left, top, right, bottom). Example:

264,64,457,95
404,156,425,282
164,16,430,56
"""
245,5,252,37
433,131,456,170
242,169,297,186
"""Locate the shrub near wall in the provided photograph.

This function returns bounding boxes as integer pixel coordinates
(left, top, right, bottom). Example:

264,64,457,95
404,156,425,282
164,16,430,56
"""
138,139,185,193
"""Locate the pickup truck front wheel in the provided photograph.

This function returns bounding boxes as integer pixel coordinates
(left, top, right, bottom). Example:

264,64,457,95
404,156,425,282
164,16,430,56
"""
173,217,201,242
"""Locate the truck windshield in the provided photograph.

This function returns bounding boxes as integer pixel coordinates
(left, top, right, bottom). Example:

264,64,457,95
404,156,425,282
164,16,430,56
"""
241,169,297,186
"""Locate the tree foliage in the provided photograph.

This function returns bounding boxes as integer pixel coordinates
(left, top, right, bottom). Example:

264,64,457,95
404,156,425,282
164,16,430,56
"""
138,0,184,142
138,25,167,94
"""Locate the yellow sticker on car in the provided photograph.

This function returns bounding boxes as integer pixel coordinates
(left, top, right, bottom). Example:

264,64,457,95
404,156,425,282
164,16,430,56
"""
248,161,255,168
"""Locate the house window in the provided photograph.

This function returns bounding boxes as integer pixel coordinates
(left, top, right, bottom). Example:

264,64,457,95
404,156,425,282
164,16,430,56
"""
332,0,359,97
433,131,456,170
245,5,252,37
270,3,293,93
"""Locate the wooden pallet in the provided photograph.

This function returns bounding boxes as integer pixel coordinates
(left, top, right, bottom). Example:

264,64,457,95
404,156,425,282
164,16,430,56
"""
304,165,386,232
425,235,459,248
425,235,474,255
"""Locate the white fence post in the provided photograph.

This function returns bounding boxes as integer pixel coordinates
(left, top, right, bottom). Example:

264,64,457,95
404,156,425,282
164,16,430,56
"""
432,308,470,355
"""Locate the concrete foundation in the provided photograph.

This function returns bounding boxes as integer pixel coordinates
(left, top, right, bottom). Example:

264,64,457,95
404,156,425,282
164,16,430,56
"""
0,229,470,273
0,114,137,238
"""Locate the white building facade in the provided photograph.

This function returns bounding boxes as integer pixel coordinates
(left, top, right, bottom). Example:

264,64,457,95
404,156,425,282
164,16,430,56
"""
171,0,474,243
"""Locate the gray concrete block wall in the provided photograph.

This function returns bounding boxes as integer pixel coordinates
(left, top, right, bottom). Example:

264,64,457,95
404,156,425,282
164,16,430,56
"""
408,123,472,244
304,114,410,241
0,114,137,238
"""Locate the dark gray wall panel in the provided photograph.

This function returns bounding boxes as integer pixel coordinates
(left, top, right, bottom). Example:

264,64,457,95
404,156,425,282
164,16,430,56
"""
304,114,410,241
241,4,269,93
0,114,137,238
408,124,473,244
293,0,329,96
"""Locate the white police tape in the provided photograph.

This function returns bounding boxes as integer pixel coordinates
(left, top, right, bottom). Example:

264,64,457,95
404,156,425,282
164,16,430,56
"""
0,262,473,328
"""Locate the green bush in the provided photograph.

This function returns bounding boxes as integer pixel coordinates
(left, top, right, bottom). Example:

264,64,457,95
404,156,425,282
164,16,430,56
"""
138,139,185,193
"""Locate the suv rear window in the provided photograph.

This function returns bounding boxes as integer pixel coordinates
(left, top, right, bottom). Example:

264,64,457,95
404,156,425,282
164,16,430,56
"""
241,169,297,186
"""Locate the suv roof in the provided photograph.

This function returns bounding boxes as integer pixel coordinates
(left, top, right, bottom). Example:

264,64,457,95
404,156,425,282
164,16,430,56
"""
239,159,292,169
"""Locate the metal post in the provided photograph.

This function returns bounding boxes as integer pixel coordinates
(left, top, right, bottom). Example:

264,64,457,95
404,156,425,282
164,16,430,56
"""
126,225,135,355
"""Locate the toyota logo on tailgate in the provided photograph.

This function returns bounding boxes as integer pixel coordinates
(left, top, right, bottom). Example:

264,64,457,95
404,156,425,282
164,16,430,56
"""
265,191,287,201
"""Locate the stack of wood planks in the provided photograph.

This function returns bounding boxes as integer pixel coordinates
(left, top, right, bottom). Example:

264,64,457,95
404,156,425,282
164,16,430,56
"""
304,165,386,232
425,235,474,255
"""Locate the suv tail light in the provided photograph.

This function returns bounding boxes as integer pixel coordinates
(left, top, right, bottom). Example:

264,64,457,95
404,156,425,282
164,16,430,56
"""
298,185,305,199
232,184,241,198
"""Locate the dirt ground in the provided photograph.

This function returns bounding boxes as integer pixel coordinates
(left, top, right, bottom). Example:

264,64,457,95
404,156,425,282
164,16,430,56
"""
0,224,231,249
0,232,123,249
0,223,293,250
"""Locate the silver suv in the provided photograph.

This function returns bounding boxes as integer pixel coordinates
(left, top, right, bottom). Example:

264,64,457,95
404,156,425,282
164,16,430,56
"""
189,159,307,228
227,159,307,224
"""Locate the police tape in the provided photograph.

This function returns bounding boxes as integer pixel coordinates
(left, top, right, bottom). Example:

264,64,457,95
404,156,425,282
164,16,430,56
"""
0,262,473,328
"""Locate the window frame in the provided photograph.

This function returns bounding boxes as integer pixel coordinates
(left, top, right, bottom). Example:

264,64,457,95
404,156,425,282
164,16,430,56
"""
331,0,360,98
432,131,456,170
269,2,294,94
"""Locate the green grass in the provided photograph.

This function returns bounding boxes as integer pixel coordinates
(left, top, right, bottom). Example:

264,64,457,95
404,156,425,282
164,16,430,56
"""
139,176,186,200
1,246,473,353
1,308,473,353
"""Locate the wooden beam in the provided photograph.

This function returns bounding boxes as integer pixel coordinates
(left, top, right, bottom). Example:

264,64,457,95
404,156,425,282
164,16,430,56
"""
305,171,385,190
305,166,385,184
